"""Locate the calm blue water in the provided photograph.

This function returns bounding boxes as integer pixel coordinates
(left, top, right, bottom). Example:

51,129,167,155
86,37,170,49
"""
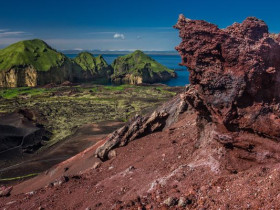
66,54,189,86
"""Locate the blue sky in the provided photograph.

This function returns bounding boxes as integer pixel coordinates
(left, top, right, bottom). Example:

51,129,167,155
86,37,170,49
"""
0,0,280,50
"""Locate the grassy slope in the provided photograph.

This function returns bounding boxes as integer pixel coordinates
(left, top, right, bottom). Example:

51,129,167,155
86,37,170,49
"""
0,39,67,71
112,50,174,77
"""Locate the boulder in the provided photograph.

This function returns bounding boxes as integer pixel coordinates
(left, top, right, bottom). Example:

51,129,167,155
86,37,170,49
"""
0,186,12,197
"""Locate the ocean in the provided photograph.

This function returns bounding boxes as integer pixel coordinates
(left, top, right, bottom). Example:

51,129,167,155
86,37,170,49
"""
66,54,189,86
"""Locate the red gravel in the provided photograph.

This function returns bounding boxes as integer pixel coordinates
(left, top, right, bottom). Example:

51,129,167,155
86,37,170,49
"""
1,109,280,209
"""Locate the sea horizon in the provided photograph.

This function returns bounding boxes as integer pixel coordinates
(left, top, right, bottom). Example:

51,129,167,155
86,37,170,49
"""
61,49,180,56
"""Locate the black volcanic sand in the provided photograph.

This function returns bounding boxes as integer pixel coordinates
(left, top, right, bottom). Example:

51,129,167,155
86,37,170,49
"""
0,112,42,152
0,120,124,185
0,112,49,166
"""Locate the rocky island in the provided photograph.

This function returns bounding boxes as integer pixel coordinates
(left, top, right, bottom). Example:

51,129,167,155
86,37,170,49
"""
111,50,176,84
0,40,176,87
0,39,77,87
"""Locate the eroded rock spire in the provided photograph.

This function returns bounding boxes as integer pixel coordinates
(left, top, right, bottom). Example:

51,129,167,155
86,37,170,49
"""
175,15,280,139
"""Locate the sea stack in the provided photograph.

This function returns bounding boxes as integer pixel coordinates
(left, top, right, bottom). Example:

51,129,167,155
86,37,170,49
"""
111,50,176,84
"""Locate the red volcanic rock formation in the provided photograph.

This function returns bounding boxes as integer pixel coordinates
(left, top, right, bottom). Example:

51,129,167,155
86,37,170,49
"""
175,14,280,139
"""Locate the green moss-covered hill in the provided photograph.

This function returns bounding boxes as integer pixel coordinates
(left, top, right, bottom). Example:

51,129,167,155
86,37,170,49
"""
73,52,112,81
0,39,67,72
0,39,78,87
111,50,176,84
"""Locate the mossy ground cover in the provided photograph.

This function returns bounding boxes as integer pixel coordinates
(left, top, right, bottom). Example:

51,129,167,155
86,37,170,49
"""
0,85,183,148
0,87,48,99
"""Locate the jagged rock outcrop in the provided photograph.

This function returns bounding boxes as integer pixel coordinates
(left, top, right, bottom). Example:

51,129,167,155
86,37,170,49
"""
174,14,280,139
111,50,176,84
73,52,113,82
97,15,280,160
96,93,188,160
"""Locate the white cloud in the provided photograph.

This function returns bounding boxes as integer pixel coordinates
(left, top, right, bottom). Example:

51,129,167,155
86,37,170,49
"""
0,30,32,38
113,33,125,40
0,31,26,37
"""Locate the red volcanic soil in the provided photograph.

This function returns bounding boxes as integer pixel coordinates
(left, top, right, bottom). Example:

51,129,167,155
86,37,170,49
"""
1,105,280,209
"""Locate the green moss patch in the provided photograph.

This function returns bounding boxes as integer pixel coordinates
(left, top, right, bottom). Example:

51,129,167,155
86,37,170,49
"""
0,87,48,99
